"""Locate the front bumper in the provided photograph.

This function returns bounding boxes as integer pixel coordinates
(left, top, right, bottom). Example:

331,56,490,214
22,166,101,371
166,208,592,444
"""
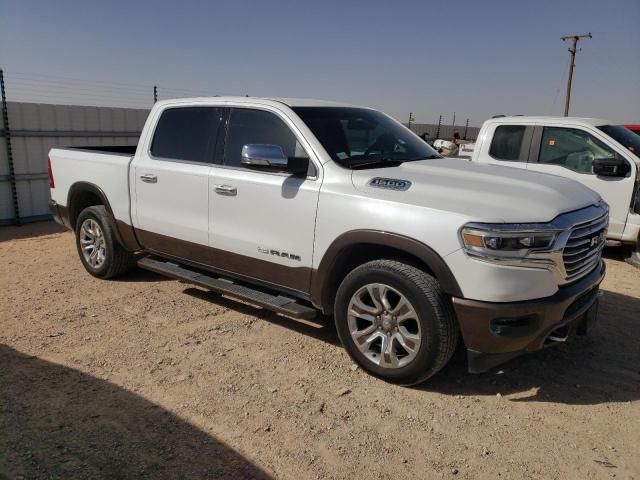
453,260,605,373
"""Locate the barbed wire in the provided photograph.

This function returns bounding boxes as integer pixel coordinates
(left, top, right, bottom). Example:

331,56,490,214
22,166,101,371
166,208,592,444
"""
1,70,477,131
2,70,221,108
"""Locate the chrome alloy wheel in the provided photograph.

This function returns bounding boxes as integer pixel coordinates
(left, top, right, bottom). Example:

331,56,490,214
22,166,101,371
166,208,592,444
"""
79,218,106,268
347,283,422,368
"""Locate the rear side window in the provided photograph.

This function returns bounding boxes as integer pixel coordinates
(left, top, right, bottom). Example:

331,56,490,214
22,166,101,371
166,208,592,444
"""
489,125,526,161
150,107,223,162
224,108,306,167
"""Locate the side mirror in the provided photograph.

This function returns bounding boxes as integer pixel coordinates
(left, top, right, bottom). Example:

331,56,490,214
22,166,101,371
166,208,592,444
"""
241,144,288,169
241,144,309,175
593,156,630,177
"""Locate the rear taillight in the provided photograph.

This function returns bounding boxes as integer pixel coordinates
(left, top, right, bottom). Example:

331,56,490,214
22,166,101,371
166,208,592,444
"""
47,157,55,188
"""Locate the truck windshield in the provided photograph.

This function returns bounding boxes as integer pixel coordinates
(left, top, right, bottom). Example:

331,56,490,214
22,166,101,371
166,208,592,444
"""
598,125,640,159
292,107,440,168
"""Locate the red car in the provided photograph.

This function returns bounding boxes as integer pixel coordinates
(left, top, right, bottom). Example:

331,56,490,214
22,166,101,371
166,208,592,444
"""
625,125,640,136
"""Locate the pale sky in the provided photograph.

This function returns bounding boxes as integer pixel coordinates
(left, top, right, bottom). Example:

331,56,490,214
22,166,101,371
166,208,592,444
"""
1,0,639,126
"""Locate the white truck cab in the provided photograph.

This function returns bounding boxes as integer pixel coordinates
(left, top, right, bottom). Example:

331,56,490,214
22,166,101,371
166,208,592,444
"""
471,116,640,265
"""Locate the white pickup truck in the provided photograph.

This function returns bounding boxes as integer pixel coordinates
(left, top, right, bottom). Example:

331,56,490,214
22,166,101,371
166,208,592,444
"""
48,97,607,385
469,116,640,266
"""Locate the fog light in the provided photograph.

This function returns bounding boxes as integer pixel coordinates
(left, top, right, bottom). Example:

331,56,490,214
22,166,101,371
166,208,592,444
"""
490,315,538,337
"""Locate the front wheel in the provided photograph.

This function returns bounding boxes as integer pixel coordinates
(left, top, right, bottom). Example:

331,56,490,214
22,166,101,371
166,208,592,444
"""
334,259,458,386
75,205,134,279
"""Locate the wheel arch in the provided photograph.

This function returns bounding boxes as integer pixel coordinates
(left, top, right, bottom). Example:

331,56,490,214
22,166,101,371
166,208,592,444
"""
67,182,140,251
311,230,463,313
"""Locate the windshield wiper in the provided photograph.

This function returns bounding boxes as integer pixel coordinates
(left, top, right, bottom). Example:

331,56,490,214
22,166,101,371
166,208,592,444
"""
350,154,441,169
350,158,405,169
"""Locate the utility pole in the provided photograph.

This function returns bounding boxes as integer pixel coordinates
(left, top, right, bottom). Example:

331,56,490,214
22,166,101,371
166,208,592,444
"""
408,112,415,131
561,33,591,116
153,85,158,103
435,115,442,139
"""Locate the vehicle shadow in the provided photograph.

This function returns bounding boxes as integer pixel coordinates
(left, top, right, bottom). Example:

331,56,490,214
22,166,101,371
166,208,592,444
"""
422,288,640,405
183,287,341,346
113,264,172,282
0,221,66,242
0,344,272,479
602,246,626,261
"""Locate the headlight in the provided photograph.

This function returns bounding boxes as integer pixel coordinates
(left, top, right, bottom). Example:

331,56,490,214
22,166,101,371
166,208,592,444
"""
461,224,558,258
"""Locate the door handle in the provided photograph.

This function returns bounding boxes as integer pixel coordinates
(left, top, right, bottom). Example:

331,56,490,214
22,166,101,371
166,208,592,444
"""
214,184,237,196
140,174,157,184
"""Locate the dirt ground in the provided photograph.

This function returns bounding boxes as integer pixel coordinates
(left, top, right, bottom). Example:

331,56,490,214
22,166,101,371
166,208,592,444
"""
1,222,638,480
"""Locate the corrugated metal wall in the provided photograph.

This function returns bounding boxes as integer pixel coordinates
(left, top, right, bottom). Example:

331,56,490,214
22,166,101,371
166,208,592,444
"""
0,102,149,224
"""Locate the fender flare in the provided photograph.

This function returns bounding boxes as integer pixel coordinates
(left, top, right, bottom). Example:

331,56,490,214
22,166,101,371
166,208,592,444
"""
67,181,141,251
310,230,463,311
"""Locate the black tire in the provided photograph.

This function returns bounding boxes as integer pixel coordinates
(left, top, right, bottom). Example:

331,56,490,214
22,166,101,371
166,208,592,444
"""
334,259,458,386
75,205,134,279
624,241,640,269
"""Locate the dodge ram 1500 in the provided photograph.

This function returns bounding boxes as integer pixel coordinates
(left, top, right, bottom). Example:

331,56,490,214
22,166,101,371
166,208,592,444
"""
49,97,607,384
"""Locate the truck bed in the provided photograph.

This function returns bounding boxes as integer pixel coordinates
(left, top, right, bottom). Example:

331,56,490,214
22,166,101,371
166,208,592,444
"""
65,145,138,155
49,146,135,227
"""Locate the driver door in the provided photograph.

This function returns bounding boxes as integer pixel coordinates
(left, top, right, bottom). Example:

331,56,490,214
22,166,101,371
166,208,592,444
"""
208,107,321,295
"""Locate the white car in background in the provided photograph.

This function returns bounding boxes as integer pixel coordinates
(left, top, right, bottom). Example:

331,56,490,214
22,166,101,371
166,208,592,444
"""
469,116,640,266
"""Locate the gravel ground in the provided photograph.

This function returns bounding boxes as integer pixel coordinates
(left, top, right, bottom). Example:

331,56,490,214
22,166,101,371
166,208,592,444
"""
1,222,639,480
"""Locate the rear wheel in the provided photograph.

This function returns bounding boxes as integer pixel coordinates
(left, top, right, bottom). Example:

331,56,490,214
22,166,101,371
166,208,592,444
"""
75,205,134,279
334,259,458,386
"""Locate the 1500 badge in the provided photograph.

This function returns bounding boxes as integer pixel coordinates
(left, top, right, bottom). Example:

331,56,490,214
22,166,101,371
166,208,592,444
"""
368,177,412,191
258,246,301,262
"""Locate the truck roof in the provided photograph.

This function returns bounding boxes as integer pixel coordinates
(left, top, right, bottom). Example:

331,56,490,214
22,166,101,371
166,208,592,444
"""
485,115,612,126
154,96,362,109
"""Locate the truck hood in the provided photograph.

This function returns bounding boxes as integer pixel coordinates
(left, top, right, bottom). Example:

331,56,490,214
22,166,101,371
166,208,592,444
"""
351,158,601,223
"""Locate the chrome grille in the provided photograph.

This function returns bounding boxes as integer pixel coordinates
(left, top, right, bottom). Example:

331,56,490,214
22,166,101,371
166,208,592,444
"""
562,211,608,282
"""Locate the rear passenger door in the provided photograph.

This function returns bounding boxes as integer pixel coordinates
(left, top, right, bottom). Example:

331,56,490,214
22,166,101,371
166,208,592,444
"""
208,107,321,295
477,124,533,170
133,106,224,258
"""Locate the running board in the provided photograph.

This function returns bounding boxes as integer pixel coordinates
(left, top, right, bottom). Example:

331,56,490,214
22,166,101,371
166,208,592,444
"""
138,256,317,320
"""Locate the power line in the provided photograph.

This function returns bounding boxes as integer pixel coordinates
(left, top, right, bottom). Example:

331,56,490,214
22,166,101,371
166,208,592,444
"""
6,81,151,97
5,90,151,109
7,70,154,90
7,87,149,102
7,70,218,98
551,57,570,114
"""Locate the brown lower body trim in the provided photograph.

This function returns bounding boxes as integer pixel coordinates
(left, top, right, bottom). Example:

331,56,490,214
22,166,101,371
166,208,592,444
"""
115,219,142,251
49,200,72,229
453,261,605,355
136,229,312,298
51,194,141,252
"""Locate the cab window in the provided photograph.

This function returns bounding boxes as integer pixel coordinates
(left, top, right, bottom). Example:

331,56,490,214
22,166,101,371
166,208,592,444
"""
224,108,309,169
150,107,223,163
489,125,526,161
